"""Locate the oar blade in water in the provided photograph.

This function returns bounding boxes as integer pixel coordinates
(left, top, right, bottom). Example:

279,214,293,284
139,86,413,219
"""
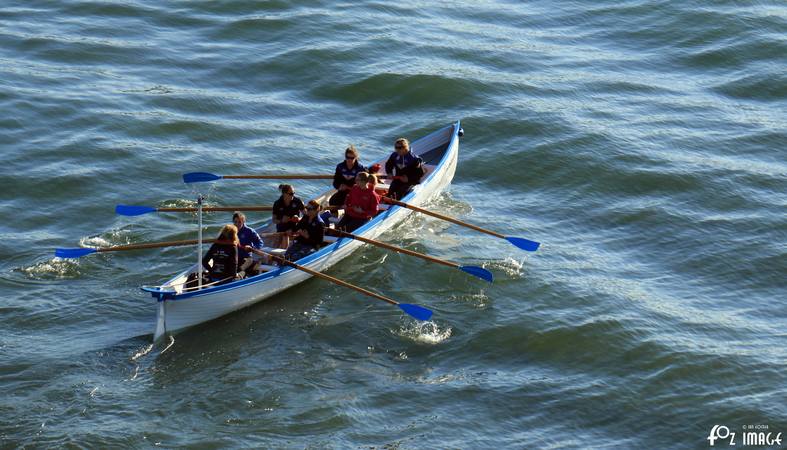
55,248,97,258
398,303,433,321
183,172,222,183
115,205,157,216
459,265,494,283
505,236,540,252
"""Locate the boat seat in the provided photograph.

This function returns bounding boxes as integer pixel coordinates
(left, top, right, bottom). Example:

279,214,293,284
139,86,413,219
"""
323,235,339,244
375,184,389,196
377,204,389,211
261,247,286,256
257,264,279,273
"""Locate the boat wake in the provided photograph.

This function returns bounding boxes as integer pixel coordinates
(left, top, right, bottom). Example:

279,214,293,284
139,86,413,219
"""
427,191,473,216
131,343,155,362
396,321,452,345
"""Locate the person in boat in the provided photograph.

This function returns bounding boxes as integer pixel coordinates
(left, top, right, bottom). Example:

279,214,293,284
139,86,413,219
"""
385,137,425,200
337,172,380,232
233,211,262,278
328,145,367,207
283,200,325,261
272,184,305,249
202,224,239,285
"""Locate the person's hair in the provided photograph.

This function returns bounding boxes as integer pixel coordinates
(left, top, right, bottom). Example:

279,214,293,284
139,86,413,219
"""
232,211,246,222
345,145,359,159
306,200,321,211
356,171,370,185
218,224,239,245
394,137,409,150
278,184,294,194
367,173,378,186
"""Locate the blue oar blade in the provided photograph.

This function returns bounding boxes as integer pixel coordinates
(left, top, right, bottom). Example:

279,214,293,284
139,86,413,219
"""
399,303,433,321
505,236,540,252
459,265,494,283
183,172,222,183
115,204,157,216
55,247,97,258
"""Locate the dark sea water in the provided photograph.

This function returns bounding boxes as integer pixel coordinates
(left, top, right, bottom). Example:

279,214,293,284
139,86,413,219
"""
1,1,785,448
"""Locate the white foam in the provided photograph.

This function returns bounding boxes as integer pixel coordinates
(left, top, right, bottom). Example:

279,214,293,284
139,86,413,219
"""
396,321,452,345
485,256,525,278
21,258,81,279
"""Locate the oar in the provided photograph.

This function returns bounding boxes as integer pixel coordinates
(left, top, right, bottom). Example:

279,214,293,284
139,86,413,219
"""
55,239,218,258
249,248,433,321
54,236,280,258
116,204,273,216
183,172,334,183
328,229,493,283
383,197,540,252
183,171,393,183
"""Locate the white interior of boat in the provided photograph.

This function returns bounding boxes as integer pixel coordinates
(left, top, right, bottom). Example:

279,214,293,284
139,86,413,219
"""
146,163,437,295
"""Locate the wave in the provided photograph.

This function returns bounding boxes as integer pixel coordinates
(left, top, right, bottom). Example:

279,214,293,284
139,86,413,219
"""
713,72,787,101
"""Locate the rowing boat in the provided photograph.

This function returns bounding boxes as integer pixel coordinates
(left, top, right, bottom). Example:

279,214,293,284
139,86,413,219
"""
143,121,463,341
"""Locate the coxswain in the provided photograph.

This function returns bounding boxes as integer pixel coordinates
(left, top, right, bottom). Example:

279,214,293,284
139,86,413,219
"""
202,224,239,285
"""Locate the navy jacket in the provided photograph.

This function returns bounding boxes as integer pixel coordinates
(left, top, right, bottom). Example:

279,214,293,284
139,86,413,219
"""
333,160,367,190
272,196,305,221
294,215,325,247
385,151,424,183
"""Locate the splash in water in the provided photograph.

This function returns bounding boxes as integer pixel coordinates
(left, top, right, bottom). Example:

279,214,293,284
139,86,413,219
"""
450,290,489,308
80,235,113,248
20,258,81,279
131,343,154,362
485,256,525,278
396,321,452,345
79,226,139,249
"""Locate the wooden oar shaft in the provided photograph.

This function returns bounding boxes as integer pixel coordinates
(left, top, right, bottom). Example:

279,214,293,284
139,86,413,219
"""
384,197,505,239
95,239,220,253
157,206,273,212
222,174,391,180
329,229,458,269
93,234,282,253
251,249,398,306
223,174,334,180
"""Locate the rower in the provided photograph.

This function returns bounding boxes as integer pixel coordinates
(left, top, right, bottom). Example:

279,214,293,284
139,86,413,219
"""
385,137,425,200
337,172,380,232
272,184,305,249
328,145,366,208
232,211,262,278
283,200,325,261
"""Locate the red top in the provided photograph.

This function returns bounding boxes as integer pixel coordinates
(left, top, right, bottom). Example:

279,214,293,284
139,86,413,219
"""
345,185,380,219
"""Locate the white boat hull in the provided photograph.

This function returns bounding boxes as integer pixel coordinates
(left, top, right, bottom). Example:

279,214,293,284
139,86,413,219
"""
146,121,461,341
